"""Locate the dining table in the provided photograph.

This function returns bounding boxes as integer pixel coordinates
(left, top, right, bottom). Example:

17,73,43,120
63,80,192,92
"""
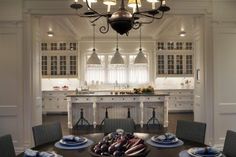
17,132,205,157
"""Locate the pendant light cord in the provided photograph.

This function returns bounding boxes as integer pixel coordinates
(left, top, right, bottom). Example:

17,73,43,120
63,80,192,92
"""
93,24,95,50
116,33,119,50
139,25,142,49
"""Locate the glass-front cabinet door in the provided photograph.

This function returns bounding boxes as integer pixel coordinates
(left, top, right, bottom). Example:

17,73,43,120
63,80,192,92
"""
156,41,194,77
41,42,78,78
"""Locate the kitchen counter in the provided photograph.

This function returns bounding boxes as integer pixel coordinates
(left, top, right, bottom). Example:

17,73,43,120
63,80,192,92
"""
67,93,169,97
67,94,169,129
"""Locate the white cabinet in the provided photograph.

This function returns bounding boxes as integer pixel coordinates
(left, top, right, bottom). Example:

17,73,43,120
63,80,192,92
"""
156,41,194,77
156,89,194,112
42,91,74,113
41,42,78,78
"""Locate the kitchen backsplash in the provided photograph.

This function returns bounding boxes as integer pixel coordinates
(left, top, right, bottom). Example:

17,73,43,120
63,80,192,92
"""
155,77,194,89
41,78,80,91
41,77,194,91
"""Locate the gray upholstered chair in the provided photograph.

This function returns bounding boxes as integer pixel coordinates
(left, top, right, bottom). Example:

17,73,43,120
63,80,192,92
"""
0,134,16,157
104,118,135,134
32,122,63,146
223,130,236,157
176,120,206,144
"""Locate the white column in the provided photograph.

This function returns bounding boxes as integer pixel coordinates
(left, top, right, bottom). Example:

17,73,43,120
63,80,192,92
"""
67,97,73,129
93,97,97,128
140,97,144,128
163,96,169,127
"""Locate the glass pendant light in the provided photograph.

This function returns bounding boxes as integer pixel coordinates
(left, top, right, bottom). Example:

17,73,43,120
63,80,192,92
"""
87,24,101,65
134,26,148,64
110,34,124,64
103,0,116,12
128,0,141,13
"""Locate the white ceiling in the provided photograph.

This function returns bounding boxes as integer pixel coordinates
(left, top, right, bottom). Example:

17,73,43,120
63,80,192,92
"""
39,1,198,41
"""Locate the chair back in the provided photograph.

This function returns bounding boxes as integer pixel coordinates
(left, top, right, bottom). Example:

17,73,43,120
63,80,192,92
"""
223,130,236,157
104,118,135,134
176,120,206,144
32,122,62,146
0,134,16,157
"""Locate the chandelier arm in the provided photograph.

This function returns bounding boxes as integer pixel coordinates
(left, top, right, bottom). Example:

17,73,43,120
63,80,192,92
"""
138,17,155,25
132,22,142,30
84,0,102,16
139,11,165,20
99,17,110,34
89,15,103,23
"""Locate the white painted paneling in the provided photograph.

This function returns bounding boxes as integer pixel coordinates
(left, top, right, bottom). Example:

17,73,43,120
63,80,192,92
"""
0,25,25,153
213,24,236,146
0,0,22,21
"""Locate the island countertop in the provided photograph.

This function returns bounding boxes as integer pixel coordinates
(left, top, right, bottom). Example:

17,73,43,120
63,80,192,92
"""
66,93,169,97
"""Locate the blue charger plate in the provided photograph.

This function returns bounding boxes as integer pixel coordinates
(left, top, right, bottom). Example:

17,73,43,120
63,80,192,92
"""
55,139,94,150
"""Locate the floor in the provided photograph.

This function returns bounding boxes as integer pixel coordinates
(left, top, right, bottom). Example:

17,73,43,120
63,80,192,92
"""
42,112,193,135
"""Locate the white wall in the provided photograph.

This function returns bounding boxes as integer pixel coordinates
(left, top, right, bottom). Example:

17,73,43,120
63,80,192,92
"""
0,19,25,154
212,0,236,146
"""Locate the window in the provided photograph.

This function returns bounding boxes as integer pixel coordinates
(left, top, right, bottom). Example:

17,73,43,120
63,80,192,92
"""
85,55,105,84
129,55,149,84
108,55,127,84
85,54,149,85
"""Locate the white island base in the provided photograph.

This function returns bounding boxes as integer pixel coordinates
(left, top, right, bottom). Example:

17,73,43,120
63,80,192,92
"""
67,94,169,129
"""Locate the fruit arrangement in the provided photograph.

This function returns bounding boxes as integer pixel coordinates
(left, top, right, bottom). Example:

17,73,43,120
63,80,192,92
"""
90,132,147,157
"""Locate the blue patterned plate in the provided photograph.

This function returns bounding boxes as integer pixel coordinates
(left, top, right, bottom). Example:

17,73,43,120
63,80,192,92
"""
59,136,88,147
187,147,222,157
151,133,179,145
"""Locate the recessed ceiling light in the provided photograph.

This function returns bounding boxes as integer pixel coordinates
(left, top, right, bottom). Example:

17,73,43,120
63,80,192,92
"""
179,31,186,37
47,31,54,37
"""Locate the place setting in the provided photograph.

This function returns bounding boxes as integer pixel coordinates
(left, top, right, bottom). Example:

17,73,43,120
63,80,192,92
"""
179,147,226,157
23,149,62,157
146,132,184,148
54,135,93,150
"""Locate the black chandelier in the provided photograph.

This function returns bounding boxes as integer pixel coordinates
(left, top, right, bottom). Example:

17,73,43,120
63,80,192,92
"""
70,0,170,35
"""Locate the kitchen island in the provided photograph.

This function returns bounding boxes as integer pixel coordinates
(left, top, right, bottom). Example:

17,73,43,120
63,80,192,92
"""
67,94,169,129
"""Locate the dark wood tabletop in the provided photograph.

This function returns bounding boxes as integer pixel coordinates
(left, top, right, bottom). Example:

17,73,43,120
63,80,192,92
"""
17,133,204,157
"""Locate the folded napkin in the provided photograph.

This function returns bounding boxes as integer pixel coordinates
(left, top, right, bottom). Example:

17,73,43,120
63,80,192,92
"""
157,133,176,141
62,135,84,143
24,149,54,157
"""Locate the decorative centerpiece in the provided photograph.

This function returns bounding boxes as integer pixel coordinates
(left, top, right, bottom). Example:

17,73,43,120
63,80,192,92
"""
90,132,148,157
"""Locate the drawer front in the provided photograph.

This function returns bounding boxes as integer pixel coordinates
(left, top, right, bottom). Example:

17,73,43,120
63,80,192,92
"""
96,97,139,103
71,97,93,103
143,96,164,102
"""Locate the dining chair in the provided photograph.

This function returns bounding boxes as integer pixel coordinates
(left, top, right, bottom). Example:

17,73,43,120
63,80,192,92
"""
103,118,135,134
0,134,16,157
176,120,206,144
223,130,236,157
32,122,63,146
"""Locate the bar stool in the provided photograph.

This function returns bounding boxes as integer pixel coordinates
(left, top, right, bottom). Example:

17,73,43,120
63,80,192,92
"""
123,106,135,118
100,106,112,125
146,107,160,128
73,108,90,128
